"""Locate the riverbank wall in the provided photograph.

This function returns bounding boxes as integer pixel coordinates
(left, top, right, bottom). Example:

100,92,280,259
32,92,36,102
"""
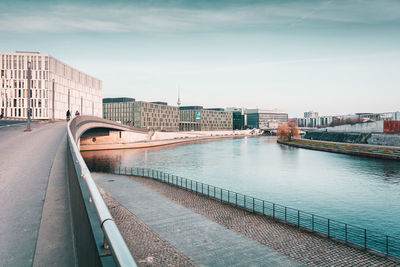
80,129,262,151
305,131,400,147
278,139,400,160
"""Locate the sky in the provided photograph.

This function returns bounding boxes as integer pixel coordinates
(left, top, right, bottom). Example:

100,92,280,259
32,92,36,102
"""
1,0,399,117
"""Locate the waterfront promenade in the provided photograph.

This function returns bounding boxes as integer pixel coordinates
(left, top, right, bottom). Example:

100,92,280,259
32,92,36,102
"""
0,122,75,266
94,172,399,266
93,172,302,266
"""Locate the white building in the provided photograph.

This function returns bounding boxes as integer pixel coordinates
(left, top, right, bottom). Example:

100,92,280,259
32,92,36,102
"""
0,51,102,120
245,108,288,129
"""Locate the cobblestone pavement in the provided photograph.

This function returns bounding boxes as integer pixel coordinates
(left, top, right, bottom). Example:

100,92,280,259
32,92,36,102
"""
99,187,196,267
128,175,400,267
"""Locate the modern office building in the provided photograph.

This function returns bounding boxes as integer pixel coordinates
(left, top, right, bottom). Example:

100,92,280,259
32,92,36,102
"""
134,101,179,131
225,107,245,130
179,106,233,131
246,109,288,129
103,97,135,125
0,51,102,119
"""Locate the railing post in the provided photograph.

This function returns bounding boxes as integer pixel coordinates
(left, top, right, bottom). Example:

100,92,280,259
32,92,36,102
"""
262,201,264,215
285,207,287,222
273,204,275,219
312,214,314,231
196,181,198,193
297,210,300,228
214,186,216,198
364,229,367,250
208,184,209,196
244,195,246,208
228,191,230,203
131,168,133,175
327,219,330,238
252,198,255,212
345,224,347,242
125,167,127,174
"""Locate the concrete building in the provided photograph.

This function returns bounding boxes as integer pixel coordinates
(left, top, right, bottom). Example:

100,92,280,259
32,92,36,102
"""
246,109,288,129
103,97,135,125
179,106,233,131
0,51,102,119
134,101,179,131
103,98,179,131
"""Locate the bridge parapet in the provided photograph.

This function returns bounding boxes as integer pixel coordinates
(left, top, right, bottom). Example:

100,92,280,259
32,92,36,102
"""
67,116,137,266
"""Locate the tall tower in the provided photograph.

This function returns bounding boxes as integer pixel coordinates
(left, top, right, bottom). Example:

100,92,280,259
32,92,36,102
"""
177,88,181,106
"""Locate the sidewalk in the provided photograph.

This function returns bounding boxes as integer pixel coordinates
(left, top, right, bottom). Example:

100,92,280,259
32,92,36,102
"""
0,122,75,266
94,172,399,266
93,173,302,266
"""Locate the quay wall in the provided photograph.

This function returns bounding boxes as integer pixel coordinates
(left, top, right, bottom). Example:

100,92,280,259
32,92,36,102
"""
80,129,262,151
278,139,400,160
305,131,400,147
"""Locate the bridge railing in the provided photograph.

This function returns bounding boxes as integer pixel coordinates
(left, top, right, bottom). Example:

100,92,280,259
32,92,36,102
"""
110,166,400,260
67,119,136,266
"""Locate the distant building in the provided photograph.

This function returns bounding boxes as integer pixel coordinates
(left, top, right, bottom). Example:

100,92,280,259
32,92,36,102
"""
103,98,179,131
245,109,288,129
179,106,233,131
151,101,168,106
103,97,135,125
1,51,102,119
225,107,245,130
296,111,400,128
304,111,319,118
134,101,179,131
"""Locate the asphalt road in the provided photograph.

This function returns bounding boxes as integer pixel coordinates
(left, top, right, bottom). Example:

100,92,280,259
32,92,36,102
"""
0,122,68,266
0,120,27,127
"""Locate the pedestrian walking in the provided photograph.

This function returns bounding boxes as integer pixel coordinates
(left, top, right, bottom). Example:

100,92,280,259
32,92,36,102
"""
66,110,71,121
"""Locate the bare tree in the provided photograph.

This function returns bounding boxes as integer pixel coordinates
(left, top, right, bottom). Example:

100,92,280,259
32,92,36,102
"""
277,122,300,141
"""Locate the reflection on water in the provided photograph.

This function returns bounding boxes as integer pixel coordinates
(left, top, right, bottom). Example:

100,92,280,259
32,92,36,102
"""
82,136,400,237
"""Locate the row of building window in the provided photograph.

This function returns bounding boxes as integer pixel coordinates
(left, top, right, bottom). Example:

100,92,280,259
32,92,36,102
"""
1,107,48,118
1,79,48,89
0,89,48,99
1,69,48,80
0,98,48,109
1,55,49,71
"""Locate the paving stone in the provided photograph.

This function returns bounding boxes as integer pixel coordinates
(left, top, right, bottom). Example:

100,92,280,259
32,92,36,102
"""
120,174,400,267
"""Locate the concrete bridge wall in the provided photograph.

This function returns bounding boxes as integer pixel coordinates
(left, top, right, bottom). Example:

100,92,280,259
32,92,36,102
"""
67,116,137,266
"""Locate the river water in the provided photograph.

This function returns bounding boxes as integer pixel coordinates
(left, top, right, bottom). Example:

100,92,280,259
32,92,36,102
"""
82,136,400,238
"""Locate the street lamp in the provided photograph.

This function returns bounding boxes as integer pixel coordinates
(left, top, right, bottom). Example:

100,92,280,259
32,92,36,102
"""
24,61,32,132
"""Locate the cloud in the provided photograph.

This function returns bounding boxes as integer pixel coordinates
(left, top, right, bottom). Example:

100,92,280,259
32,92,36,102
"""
0,0,399,33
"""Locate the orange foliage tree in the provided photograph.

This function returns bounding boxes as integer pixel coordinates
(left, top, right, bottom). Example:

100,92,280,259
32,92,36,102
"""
277,122,300,141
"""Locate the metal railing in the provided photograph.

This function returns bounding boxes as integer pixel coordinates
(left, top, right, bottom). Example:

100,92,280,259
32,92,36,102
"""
112,166,400,260
67,120,137,266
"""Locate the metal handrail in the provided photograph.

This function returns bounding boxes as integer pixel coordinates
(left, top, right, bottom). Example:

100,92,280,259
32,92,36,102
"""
67,120,137,266
112,166,400,260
